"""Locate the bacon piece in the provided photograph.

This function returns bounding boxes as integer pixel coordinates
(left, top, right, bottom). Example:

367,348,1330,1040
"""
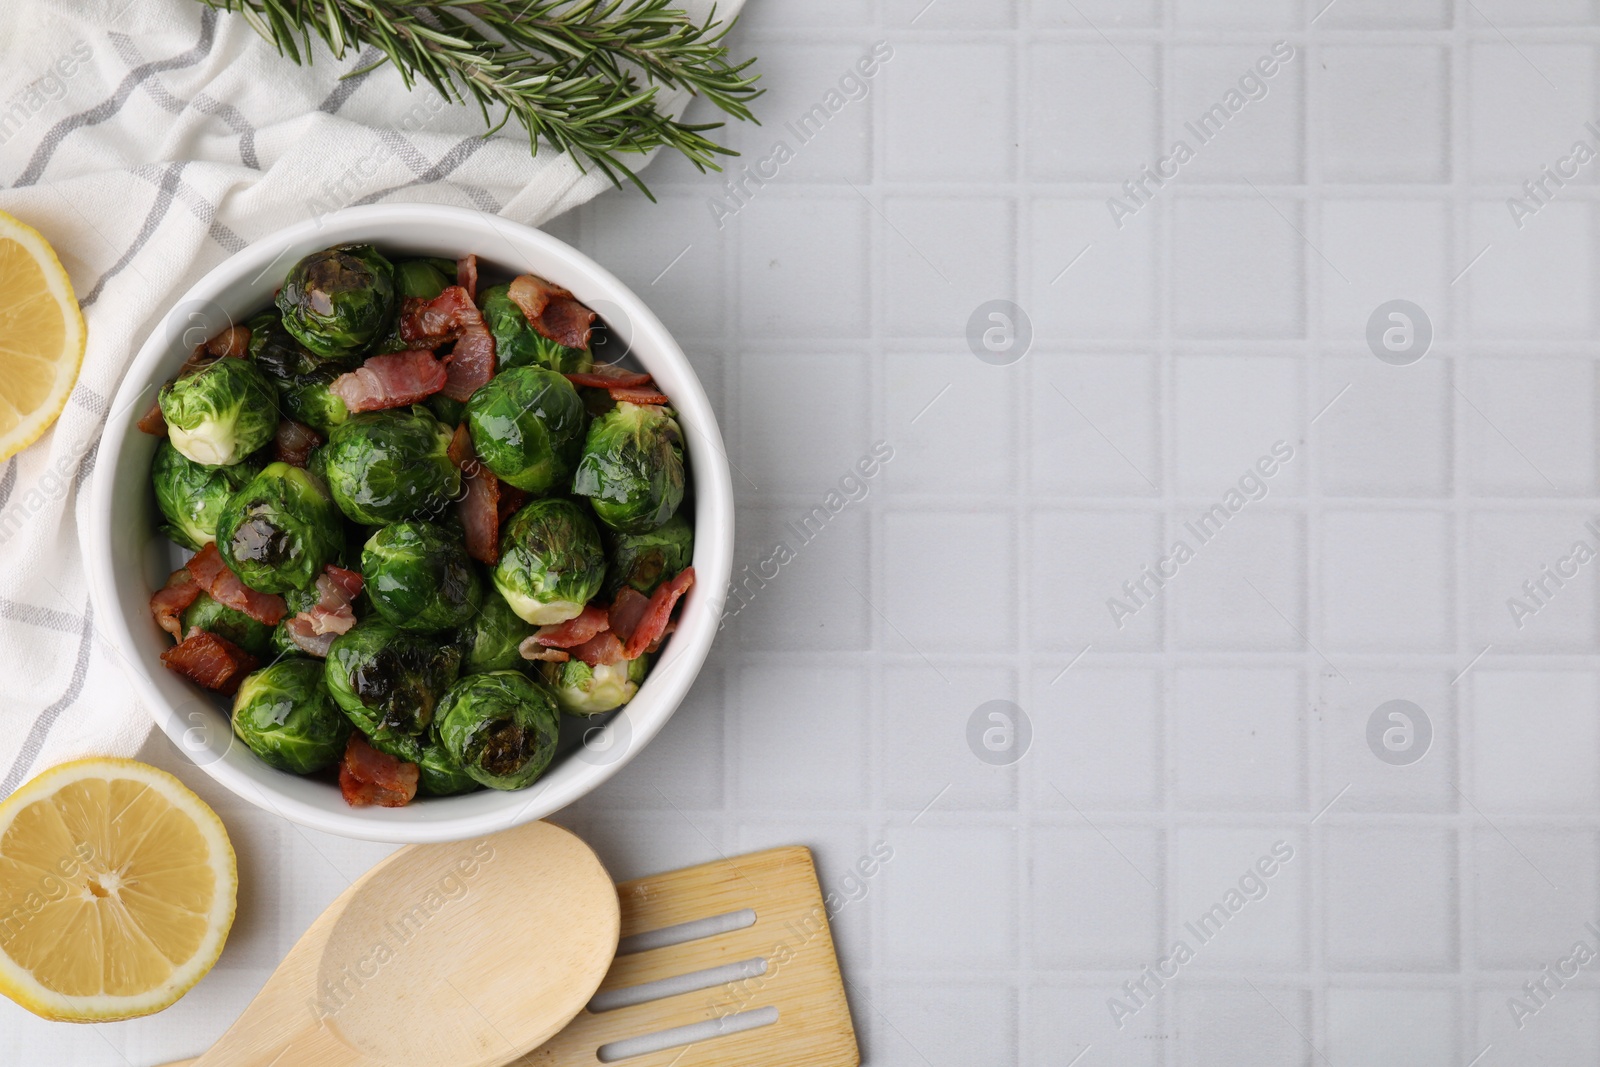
442,322,496,402
447,421,474,467
283,564,363,656
448,423,502,565
400,286,479,348
624,567,694,660
534,604,610,649
644,619,677,654
517,641,571,664
205,325,252,359
608,384,670,406
160,629,258,695
606,588,650,646
339,734,419,808
329,349,448,413
137,398,167,436
564,365,653,389
507,274,596,350
150,567,201,640
274,419,322,467
570,630,626,667
186,543,288,626
457,254,479,302
498,485,529,525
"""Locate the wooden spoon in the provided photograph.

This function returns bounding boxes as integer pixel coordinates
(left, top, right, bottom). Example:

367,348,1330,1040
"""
180,820,618,1067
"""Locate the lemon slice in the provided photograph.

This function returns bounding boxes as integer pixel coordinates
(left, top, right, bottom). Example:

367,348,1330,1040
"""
0,758,236,1021
0,209,86,462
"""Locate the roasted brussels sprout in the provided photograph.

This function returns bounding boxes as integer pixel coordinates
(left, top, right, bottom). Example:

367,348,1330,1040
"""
320,407,460,525
434,671,561,790
361,521,482,632
278,366,350,437
215,461,343,594
247,309,324,383
276,244,397,359
604,513,694,597
573,402,686,533
325,620,462,741
158,355,279,467
151,440,263,550
231,660,351,774
395,258,453,300
493,499,606,624
460,584,537,674
464,366,586,493
183,592,275,657
478,284,593,374
540,655,648,716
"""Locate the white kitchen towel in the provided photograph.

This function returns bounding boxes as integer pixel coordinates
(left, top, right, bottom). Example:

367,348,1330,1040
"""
0,0,737,796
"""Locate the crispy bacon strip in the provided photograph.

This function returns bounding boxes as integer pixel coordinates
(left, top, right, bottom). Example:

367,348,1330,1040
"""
442,322,495,402
283,564,363,656
205,325,252,359
506,273,567,321
160,629,258,695
457,254,479,302
507,274,596,350
517,641,571,664
150,567,201,640
186,543,288,626
449,423,501,565
339,734,419,808
564,366,653,389
570,630,626,667
137,399,167,436
534,604,610,649
274,419,322,467
606,588,650,646
329,349,448,413
608,384,670,406
623,567,694,660
400,286,479,348
497,485,529,525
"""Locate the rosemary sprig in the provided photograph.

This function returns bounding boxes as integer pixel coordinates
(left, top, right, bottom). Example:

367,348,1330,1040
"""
197,0,762,198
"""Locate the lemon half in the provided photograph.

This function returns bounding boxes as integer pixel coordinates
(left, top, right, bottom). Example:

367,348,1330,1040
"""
0,758,237,1021
0,209,86,462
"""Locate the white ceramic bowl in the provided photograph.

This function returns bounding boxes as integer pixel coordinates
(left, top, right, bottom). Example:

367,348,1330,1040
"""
87,204,733,843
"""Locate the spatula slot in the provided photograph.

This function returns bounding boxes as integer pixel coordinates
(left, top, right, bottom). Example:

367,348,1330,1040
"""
616,907,758,955
596,1005,781,1062
588,956,768,1013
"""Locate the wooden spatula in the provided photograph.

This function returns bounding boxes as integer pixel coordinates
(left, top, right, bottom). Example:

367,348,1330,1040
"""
161,843,858,1067
173,820,619,1067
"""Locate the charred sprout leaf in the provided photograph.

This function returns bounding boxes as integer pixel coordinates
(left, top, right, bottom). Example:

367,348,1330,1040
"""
604,512,694,598
479,284,593,374
321,407,461,525
361,521,482,633
435,670,560,790
232,659,351,774
572,401,685,533
152,439,264,550
540,655,648,716
158,355,279,467
325,620,462,741
461,584,537,675
215,461,343,594
465,365,586,493
493,498,606,624
183,591,276,657
276,244,397,360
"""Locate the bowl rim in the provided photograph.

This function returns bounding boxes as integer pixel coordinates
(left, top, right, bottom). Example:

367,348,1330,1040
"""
85,203,733,843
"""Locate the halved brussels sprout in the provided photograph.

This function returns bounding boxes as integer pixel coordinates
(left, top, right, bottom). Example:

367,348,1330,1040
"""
158,355,279,467
324,620,462,741
478,284,593,374
183,591,275,657
464,365,586,493
572,401,686,533
493,499,606,625
232,660,352,774
540,655,648,716
320,407,460,525
361,521,482,632
604,513,694,598
461,584,537,675
434,670,561,790
152,440,263,550
276,244,397,360
215,462,343,594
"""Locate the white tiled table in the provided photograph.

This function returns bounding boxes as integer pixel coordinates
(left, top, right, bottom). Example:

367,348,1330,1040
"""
15,1,1600,1064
